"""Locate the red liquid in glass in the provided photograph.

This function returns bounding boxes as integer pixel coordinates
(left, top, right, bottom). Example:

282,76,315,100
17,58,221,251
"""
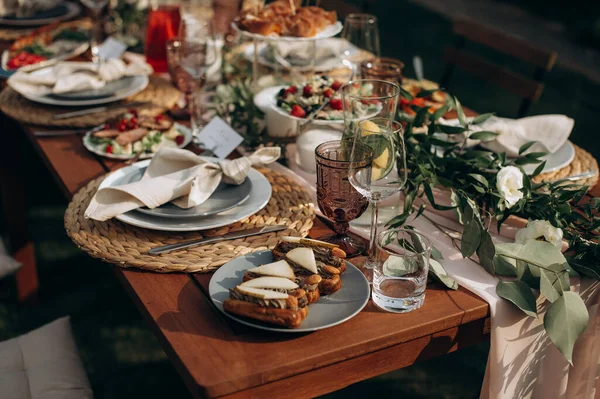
145,5,181,73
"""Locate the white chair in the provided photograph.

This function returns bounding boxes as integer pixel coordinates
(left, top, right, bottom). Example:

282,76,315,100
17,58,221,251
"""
0,317,93,399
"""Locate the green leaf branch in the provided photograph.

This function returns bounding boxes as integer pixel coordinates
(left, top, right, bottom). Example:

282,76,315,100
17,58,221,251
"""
387,90,599,362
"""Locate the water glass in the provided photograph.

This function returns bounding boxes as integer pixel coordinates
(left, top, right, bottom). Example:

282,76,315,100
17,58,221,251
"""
360,57,405,85
80,0,109,61
341,14,380,78
166,38,194,93
343,80,406,279
177,17,217,135
315,140,373,257
373,228,431,313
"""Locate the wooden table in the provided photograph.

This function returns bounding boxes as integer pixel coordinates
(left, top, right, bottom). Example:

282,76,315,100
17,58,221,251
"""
0,110,496,398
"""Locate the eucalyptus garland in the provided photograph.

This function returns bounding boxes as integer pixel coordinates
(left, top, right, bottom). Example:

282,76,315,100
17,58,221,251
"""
388,91,599,362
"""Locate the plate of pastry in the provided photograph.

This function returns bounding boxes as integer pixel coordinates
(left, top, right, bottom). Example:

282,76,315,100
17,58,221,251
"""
232,0,342,41
209,237,370,332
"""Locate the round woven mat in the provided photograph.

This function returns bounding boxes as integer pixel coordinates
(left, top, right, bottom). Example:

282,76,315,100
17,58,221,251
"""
0,26,35,40
0,18,92,40
533,144,599,188
64,168,315,273
0,76,181,128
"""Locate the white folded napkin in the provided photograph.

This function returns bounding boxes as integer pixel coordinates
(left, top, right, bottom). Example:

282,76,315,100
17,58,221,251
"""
85,147,281,221
272,38,347,61
7,56,153,97
477,115,574,157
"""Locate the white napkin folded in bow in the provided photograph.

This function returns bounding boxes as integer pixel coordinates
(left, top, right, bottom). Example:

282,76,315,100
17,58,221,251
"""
7,56,153,97
84,147,281,221
475,115,574,157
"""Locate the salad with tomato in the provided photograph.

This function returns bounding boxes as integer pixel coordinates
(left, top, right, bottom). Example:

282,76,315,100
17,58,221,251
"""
86,111,187,158
5,20,89,71
275,75,380,122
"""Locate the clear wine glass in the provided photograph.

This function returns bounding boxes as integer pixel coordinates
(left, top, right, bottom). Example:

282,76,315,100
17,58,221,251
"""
343,80,407,281
341,13,381,79
177,17,217,136
80,0,109,62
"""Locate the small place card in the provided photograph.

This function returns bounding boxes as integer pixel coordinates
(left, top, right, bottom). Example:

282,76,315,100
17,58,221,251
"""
196,116,244,159
97,37,127,60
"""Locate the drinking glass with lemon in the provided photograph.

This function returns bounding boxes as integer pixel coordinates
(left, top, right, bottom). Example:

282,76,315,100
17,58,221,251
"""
341,80,407,280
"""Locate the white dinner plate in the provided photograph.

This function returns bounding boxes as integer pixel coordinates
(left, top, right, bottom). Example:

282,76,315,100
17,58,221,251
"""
231,20,343,42
83,123,193,161
435,118,575,175
209,250,370,332
242,39,358,72
137,178,253,218
522,141,575,174
0,1,81,27
98,159,272,232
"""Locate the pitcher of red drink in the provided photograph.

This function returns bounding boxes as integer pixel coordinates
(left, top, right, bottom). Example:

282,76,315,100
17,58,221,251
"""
145,1,181,73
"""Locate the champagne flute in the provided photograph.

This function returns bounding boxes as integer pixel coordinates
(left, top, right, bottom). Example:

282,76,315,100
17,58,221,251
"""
343,80,406,280
177,17,217,136
80,0,109,62
341,14,381,79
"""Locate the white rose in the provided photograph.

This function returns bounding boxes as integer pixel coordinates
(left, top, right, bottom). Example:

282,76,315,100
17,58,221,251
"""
515,219,563,247
496,166,524,208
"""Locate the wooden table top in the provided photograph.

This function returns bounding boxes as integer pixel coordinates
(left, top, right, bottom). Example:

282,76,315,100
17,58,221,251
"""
11,113,493,398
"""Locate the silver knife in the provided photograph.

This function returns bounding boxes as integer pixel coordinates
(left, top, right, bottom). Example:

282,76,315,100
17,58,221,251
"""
147,225,288,255
53,100,153,120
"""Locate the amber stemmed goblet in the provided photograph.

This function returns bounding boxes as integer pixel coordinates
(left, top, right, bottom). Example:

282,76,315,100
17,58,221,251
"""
315,140,373,257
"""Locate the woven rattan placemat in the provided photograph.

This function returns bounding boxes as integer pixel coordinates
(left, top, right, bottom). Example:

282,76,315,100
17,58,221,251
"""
65,168,315,273
0,76,181,128
533,144,598,188
0,18,92,40
0,26,35,40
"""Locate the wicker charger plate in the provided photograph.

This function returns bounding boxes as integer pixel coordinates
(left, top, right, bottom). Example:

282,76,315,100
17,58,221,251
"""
65,168,315,273
0,76,181,128
0,18,91,40
533,144,599,188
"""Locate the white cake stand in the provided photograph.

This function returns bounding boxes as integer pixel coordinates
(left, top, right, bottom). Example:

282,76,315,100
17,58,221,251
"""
232,21,343,82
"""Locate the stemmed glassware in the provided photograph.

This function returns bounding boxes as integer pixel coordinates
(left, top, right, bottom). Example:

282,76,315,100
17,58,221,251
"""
343,80,407,280
315,140,373,257
177,17,217,136
80,0,109,62
341,13,381,79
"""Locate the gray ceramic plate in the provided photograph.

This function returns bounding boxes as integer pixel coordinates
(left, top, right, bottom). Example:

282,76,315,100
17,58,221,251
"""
136,178,253,218
209,250,370,333
14,68,148,106
98,159,272,232
0,1,81,26
48,76,139,101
